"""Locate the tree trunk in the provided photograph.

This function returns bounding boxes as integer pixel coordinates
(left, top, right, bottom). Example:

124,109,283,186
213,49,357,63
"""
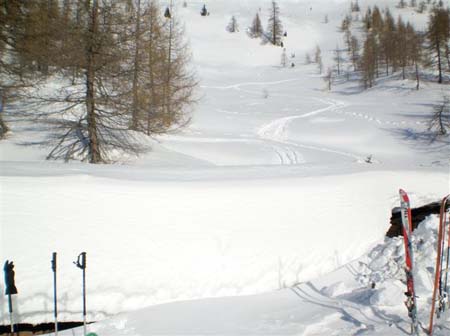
437,39,443,84
147,46,157,135
385,56,389,76
85,0,101,163
165,11,173,124
272,6,276,45
375,55,379,78
0,92,9,138
336,53,340,75
131,0,141,130
41,0,52,76
445,43,450,70
415,61,420,90
146,5,159,135
438,105,446,134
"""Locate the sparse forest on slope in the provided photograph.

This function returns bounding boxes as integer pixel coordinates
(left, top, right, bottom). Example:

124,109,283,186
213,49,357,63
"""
1,1,450,333
331,0,450,138
0,0,196,163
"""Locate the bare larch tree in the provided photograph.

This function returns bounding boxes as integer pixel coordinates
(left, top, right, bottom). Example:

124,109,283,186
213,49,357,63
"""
266,1,283,46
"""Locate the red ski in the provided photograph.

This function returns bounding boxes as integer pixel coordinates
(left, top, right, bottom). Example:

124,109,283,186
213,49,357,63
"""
428,194,450,336
399,189,419,335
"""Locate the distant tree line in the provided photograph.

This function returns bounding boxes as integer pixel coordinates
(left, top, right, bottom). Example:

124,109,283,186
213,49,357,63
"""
245,1,283,46
336,2,450,139
339,3,450,90
0,0,196,163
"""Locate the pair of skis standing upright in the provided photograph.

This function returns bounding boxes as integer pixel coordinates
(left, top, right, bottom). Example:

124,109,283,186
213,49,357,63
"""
399,190,449,335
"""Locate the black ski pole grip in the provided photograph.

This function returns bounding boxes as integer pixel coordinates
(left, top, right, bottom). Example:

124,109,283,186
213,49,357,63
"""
52,252,57,272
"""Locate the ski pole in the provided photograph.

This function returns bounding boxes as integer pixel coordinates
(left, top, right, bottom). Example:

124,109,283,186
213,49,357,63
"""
52,252,58,336
8,293,13,334
428,195,449,335
4,260,18,335
74,252,87,336
443,208,450,308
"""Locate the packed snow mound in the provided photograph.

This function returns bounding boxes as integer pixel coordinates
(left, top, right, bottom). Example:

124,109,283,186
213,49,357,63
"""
49,214,450,336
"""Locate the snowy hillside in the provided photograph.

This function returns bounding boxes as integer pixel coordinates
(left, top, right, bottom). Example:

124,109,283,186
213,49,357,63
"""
1,0,449,335
51,215,450,335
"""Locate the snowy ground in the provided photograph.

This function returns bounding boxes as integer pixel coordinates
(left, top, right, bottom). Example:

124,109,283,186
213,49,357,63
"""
1,0,450,335
52,215,450,335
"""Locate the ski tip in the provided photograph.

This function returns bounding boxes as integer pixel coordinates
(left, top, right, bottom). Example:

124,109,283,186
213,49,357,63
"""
399,189,410,201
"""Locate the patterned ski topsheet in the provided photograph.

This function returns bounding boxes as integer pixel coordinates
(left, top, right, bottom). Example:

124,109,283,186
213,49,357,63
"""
428,194,450,336
399,189,419,335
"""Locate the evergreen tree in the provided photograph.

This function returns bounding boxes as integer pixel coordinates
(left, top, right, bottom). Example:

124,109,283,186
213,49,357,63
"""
266,1,283,46
200,4,207,16
371,6,384,34
349,36,360,71
396,16,408,80
341,15,351,32
140,1,169,135
363,7,373,31
406,22,423,89
417,1,427,13
0,1,23,138
314,45,323,73
360,33,377,88
398,0,407,8
38,0,196,163
429,96,450,138
334,45,343,75
380,9,396,75
426,6,450,83
227,16,239,33
129,0,145,130
0,1,42,138
249,13,263,38
324,67,333,90
121,0,195,136
23,1,62,75
280,48,288,67
159,3,197,132
314,45,322,64
352,0,361,12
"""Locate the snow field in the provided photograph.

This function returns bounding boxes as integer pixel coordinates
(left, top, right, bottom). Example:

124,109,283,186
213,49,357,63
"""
0,0,449,333
48,213,450,335
1,170,448,324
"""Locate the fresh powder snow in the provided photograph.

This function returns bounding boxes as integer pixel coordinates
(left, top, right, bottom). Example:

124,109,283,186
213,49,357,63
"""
0,0,449,335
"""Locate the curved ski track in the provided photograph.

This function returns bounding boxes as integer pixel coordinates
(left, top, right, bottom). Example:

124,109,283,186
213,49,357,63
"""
258,98,364,164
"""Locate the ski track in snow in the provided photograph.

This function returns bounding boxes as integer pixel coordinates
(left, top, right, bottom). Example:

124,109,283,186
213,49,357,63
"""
200,77,422,165
165,97,362,166
201,77,365,165
257,98,364,164
336,109,426,128
290,283,384,334
200,78,303,90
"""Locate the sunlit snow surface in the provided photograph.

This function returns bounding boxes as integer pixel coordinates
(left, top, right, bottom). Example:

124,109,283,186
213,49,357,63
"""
53,216,450,335
1,0,450,334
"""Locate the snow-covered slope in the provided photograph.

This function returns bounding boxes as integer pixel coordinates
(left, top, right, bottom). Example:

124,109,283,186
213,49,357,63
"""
1,0,449,334
52,215,450,336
